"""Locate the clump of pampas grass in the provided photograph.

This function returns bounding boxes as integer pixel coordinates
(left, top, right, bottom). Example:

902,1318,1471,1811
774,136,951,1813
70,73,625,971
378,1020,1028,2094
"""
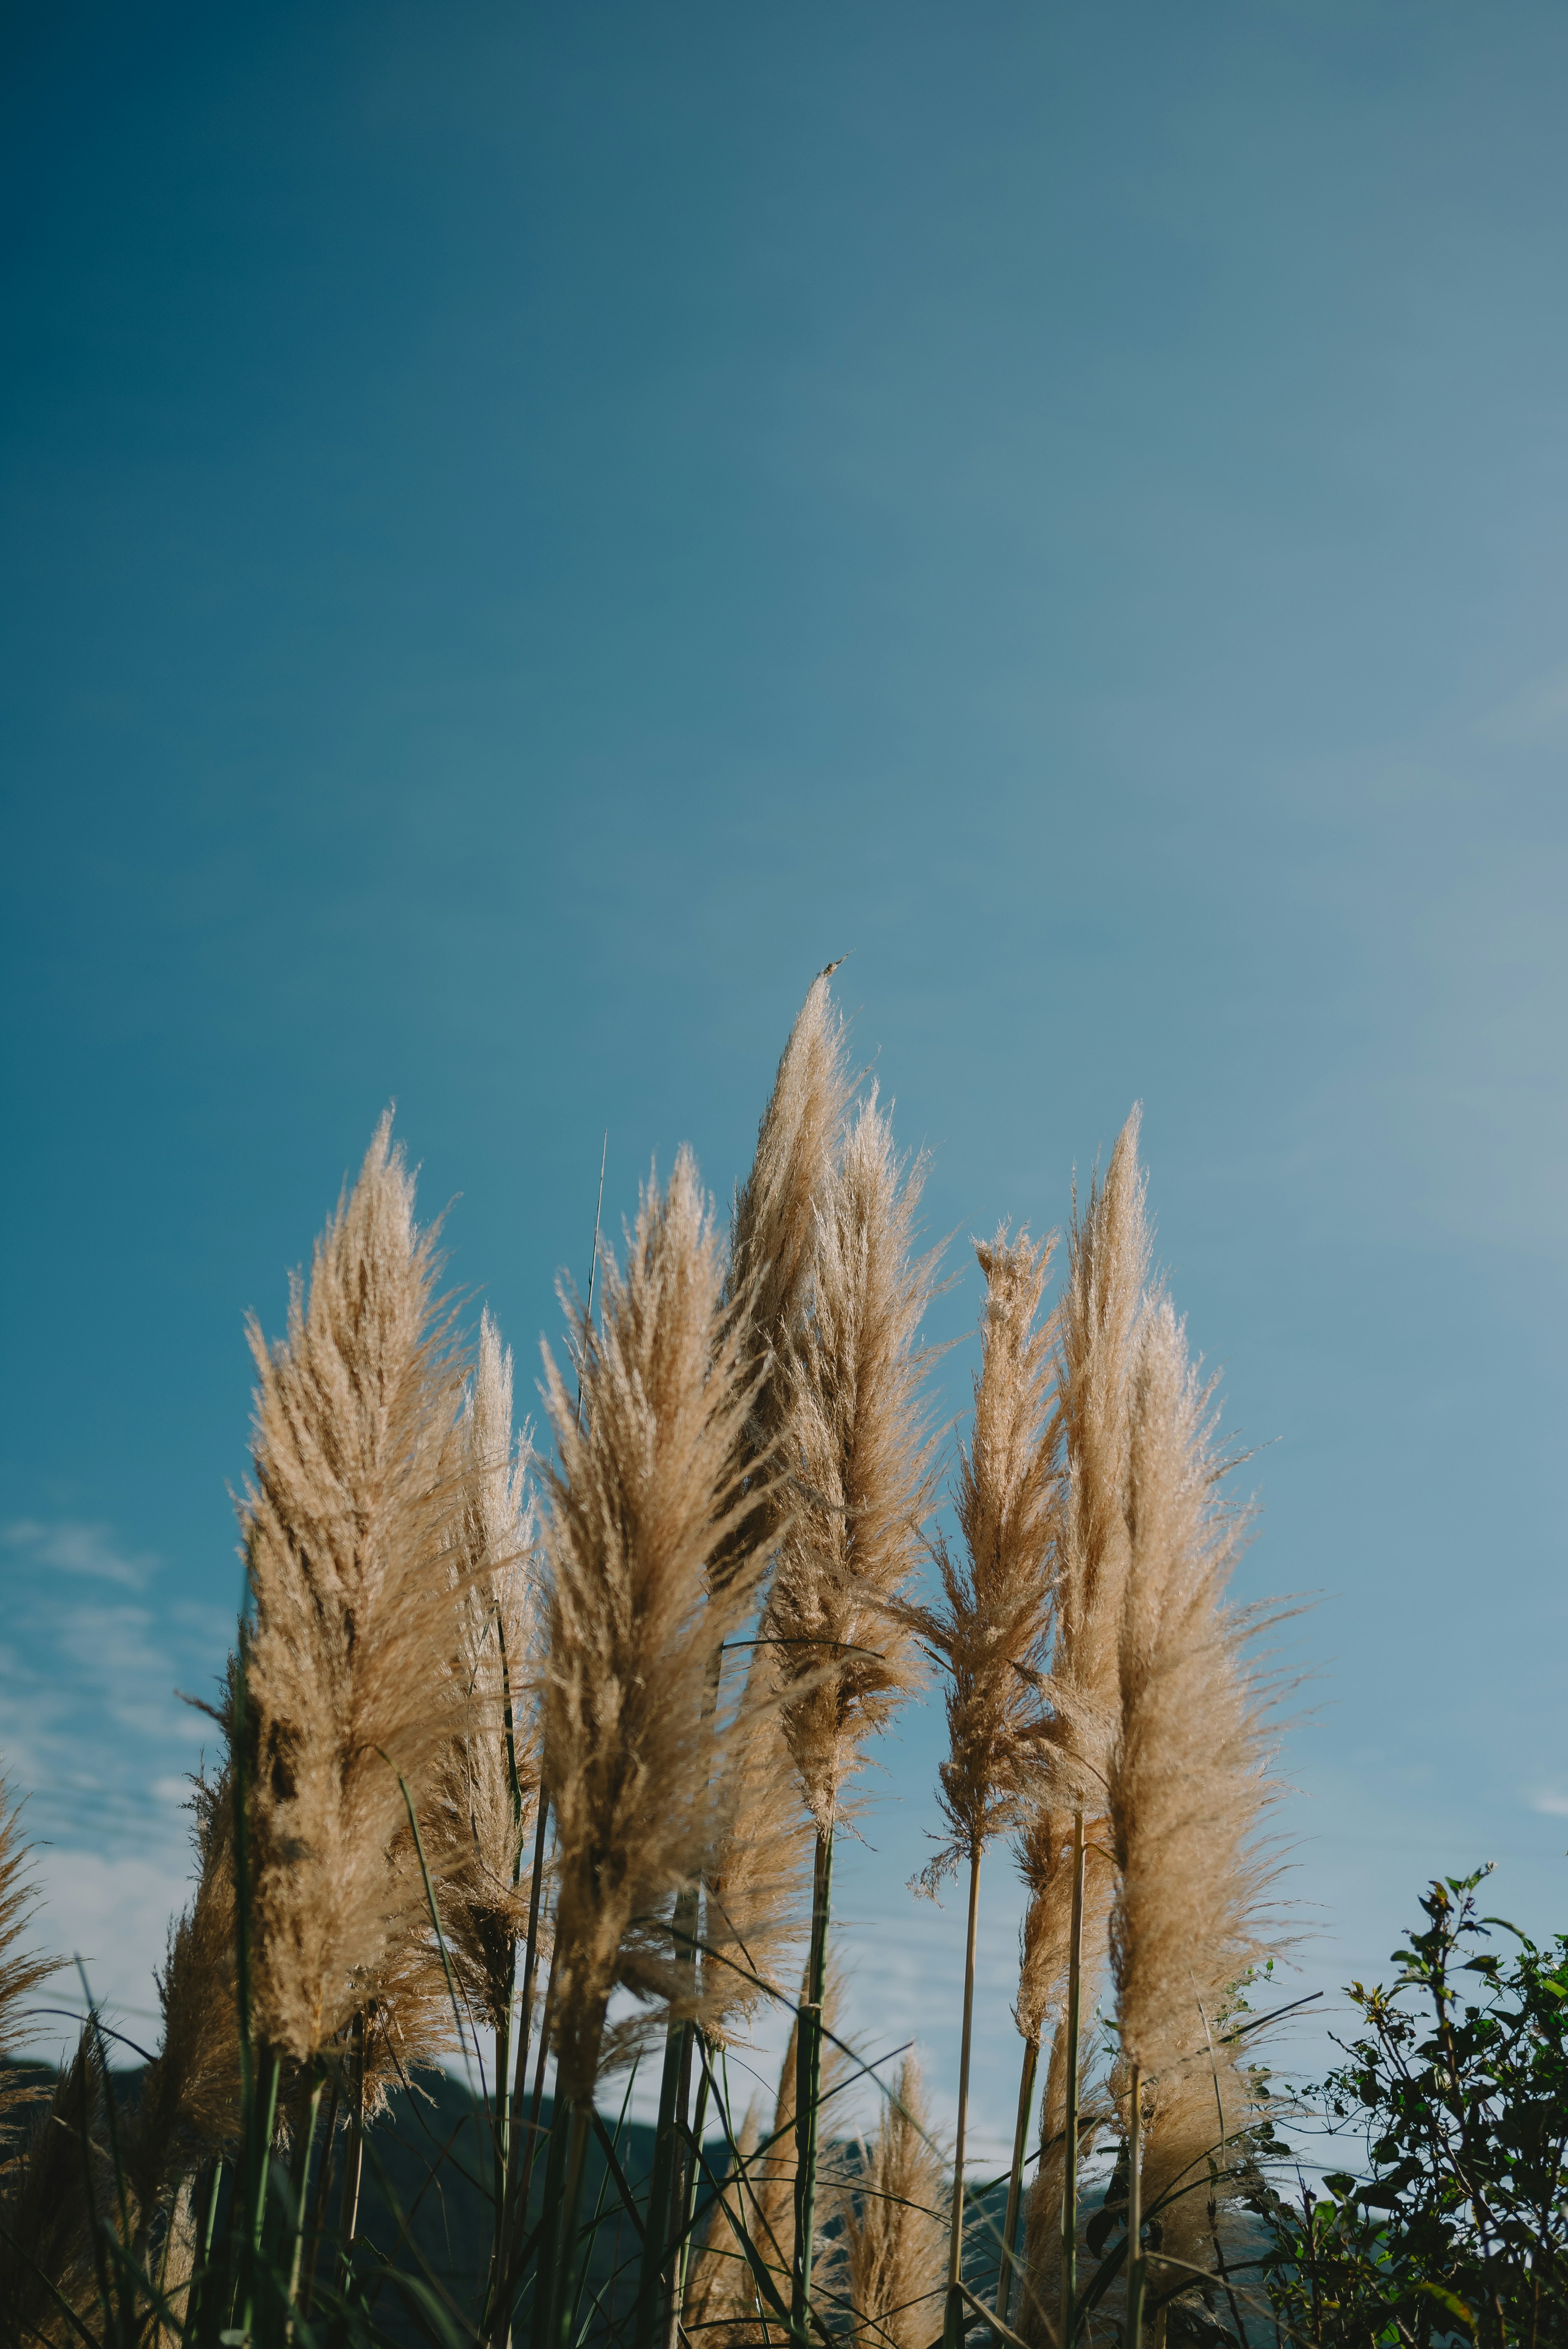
0,1780,53,2131
894,1228,1058,2339
125,1757,241,2242
239,1113,467,2079
0,2028,111,2347
905,1227,1059,1890
682,1974,850,2342
1015,1110,1151,2345
765,1093,940,1835
431,1308,539,2045
539,1148,779,2108
728,965,855,1536
1109,1299,1276,2317
830,2057,949,2349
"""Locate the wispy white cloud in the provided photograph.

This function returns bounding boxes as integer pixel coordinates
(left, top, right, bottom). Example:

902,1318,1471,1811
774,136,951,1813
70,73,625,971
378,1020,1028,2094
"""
1530,1790,1568,1818
0,1519,226,1858
3,1518,156,1591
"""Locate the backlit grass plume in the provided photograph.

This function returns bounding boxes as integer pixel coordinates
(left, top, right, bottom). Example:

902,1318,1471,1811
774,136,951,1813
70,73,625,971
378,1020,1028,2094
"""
539,1147,777,2108
891,1228,1058,2345
0,2027,109,2346
125,1758,241,2245
239,1112,468,2074
765,1092,940,1833
832,2057,949,2349
0,1777,53,2133
1013,1109,1152,2346
700,1651,814,2035
432,1307,539,2041
1109,1297,1275,2322
728,965,855,1506
682,1975,850,2342
905,1227,1059,1883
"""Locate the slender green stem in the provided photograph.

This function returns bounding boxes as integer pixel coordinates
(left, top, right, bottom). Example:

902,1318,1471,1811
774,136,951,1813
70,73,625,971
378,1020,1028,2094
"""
554,2104,595,2349
529,2094,573,2349
298,2073,339,2319
285,2073,325,2310
184,2154,225,2339
943,1842,984,2349
996,2035,1039,2329
1060,1811,1086,2349
664,2017,697,2349
673,2041,712,2337
336,2010,367,2286
791,1825,834,2349
1125,2060,1145,2346
236,2047,282,2338
635,2007,689,2349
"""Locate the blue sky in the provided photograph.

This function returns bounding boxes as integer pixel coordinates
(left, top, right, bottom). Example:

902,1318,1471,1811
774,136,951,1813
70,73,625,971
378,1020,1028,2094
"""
3,0,1566,2147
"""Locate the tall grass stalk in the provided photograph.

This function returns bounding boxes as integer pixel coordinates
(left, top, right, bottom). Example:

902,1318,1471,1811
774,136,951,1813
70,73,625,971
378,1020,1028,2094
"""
941,1843,983,2349
792,1826,834,2349
1059,1810,1085,2349
994,2036,1038,2329
1125,2062,1145,2345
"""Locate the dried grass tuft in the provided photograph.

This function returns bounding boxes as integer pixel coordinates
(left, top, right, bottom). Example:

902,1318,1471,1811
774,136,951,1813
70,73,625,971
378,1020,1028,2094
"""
1108,1297,1278,2290
765,1094,941,1830
729,967,856,1501
831,2057,949,2349
240,1112,468,2068
0,1778,53,2137
683,1974,850,2341
430,1308,541,2036
898,1228,1058,1889
540,1148,780,2104
0,2026,110,2343
1014,1109,1151,2348
127,1756,242,2225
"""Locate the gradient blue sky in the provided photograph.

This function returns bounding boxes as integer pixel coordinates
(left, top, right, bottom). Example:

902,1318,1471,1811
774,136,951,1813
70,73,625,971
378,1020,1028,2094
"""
3,0,1566,2147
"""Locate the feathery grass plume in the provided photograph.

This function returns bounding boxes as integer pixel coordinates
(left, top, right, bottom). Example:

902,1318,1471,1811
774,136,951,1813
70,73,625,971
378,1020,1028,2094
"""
0,1778,53,2137
240,1112,469,2073
431,1307,540,2038
727,966,855,1532
1109,1298,1276,2311
0,2026,109,2349
682,2096,767,2343
900,1227,1059,1888
1013,1923,1118,2342
700,1650,814,2036
125,1756,242,2235
886,1228,1056,2347
831,2057,949,2349
1013,1109,1150,2348
765,1090,940,1833
539,1147,778,2108
1032,1108,1151,1814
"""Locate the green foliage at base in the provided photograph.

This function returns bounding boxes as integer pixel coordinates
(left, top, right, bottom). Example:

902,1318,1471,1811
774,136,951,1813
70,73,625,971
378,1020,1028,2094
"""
1251,1869,1568,2347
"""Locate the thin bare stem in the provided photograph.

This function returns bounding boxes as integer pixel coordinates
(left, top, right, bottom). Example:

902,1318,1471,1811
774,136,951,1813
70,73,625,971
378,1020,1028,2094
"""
943,1843,984,2349
1060,1811,1085,2349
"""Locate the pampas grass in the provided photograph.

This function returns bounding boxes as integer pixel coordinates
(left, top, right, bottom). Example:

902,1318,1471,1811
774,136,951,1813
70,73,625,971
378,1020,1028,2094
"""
1014,1108,1152,2349
0,996,1296,2349
539,1148,779,2106
434,1308,539,2045
0,1779,53,2129
1109,1299,1276,2327
890,1229,1057,2344
831,2057,948,2349
765,1091,939,1834
239,1113,468,2077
